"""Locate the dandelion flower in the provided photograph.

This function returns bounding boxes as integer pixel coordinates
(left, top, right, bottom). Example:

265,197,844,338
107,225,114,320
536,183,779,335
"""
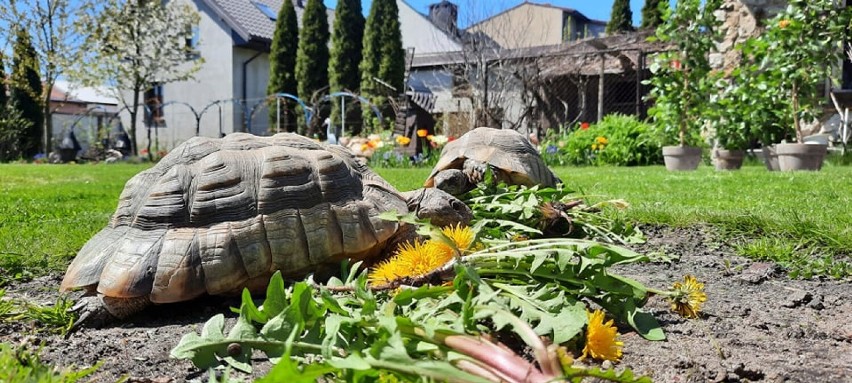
595,136,608,145
395,136,411,146
668,275,707,318
441,224,475,252
779,19,790,29
369,259,402,287
582,309,623,362
368,240,453,286
591,144,598,151
416,129,429,137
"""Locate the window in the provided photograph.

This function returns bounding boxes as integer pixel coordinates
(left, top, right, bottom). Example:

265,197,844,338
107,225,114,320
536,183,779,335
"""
253,2,277,20
144,84,164,127
185,24,200,50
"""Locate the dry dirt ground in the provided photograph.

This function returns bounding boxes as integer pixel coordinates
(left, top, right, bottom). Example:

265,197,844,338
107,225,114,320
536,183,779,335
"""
1,225,851,383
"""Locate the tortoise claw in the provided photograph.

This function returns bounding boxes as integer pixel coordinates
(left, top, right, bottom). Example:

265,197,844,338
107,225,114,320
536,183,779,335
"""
66,295,117,336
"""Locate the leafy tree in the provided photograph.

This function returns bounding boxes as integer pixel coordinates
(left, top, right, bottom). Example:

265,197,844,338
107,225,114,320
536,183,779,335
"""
10,27,44,158
0,50,31,162
606,0,635,34
641,0,665,29
295,0,330,136
0,0,90,154
267,0,299,133
71,0,202,158
329,0,364,135
360,0,405,131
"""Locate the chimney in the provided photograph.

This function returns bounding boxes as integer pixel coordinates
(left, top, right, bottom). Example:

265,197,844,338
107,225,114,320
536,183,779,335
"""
428,1,458,35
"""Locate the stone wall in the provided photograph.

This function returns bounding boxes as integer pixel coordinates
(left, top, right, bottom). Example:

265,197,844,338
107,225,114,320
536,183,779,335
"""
711,0,788,72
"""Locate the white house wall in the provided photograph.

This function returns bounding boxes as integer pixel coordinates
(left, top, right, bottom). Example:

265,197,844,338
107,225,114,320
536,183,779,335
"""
232,47,272,136
398,0,461,55
129,0,237,152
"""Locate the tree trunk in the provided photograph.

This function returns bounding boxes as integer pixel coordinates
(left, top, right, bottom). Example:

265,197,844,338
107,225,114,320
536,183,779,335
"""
42,83,54,155
130,86,140,156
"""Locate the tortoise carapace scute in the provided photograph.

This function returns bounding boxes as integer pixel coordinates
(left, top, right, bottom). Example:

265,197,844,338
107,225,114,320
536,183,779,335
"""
61,133,408,305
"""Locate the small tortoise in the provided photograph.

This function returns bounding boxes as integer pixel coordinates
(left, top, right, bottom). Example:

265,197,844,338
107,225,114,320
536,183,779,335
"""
62,133,470,325
424,127,562,195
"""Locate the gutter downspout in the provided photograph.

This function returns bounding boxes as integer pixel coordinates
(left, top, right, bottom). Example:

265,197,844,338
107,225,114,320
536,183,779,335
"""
241,50,263,132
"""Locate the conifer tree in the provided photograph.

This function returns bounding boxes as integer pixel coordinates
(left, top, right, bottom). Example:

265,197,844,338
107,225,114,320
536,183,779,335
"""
606,0,635,34
295,0,330,136
10,28,44,158
267,0,299,132
641,0,665,29
0,50,29,162
360,0,405,131
329,0,364,135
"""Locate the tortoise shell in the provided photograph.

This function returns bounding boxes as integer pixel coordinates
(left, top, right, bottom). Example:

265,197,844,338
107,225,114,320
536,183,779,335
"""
424,127,561,188
61,133,407,304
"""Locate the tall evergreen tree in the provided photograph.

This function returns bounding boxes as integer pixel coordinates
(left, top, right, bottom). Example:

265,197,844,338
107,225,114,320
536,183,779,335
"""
641,0,665,29
606,0,635,34
267,0,299,133
329,0,364,135
10,28,44,158
0,52,7,109
360,0,404,131
295,0,330,136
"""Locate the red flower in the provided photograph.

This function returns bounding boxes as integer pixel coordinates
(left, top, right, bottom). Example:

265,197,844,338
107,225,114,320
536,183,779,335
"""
448,136,456,142
670,60,682,70
580,122,590,130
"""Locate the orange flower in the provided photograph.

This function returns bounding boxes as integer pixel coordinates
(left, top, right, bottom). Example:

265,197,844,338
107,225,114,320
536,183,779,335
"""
779,19,790,29
416,129,428,137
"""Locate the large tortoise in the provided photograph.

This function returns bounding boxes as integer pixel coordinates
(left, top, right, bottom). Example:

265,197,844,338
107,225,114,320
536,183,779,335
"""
62,133,470,324
424,127,561,195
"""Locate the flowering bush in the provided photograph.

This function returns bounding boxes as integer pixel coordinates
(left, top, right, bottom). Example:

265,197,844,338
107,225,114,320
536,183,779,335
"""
749,0,852,143
646,0,723,147
542,114,662,166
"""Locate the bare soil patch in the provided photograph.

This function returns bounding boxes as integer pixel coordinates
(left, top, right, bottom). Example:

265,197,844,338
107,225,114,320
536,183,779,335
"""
1,225,850,382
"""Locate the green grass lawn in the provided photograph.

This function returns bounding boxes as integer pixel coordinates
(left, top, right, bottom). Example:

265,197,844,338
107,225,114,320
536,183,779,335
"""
0,162,849,282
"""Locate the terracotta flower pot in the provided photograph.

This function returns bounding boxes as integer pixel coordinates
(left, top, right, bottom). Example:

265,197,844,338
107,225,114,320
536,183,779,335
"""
662,146,702,171
776,143,827,171
713,149,745,171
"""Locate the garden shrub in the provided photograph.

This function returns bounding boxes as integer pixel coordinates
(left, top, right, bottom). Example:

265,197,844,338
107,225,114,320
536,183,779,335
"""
543,114,662,166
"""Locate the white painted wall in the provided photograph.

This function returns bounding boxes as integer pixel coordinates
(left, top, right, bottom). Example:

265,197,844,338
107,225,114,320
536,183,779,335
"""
232,47,272,136
398,0,461,55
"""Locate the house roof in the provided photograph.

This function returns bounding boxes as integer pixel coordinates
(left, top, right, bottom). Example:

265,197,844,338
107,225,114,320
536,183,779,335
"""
52,80,119,106
199,0,333,45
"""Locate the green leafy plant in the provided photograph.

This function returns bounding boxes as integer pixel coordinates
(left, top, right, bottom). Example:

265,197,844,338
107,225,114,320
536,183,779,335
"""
0,343,99,383
646,0,723,147
543,115,662,166
173,239,665,381
752,0,852,143
463,182,644,245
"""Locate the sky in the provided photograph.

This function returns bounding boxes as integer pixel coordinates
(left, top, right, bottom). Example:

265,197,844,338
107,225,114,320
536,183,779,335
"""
326,0,651,27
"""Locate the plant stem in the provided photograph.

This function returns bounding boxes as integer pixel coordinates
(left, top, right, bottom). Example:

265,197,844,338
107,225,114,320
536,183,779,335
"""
791,79,803,143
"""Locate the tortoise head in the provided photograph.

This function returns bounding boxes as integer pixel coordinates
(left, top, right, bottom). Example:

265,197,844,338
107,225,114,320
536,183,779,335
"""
400,188,472,228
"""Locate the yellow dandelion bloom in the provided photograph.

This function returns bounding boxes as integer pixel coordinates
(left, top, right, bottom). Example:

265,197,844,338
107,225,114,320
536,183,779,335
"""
591,144,598,151
416,129,429,137
441,224,475,252
596,136,608,145
582,309,623,362
395,136,411,146
779,19,790,29
368,240,453,287
368,259,403,287
668,275,707,319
